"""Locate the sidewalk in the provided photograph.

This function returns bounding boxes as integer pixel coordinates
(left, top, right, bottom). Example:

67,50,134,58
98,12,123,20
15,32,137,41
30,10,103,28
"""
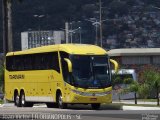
113,100,160,110
113,100,157,105
122,106,160,110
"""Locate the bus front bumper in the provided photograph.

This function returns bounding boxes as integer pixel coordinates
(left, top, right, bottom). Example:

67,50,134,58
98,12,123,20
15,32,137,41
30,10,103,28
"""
65,93,112,104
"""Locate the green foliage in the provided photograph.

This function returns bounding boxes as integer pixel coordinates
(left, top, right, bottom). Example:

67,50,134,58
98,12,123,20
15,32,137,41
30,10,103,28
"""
141,66,160,105
128,81,138,92
135,65,160,105
139,65,160,90
123,78,133,84
138,83,150,99
112,73,133,88
112,75,122,86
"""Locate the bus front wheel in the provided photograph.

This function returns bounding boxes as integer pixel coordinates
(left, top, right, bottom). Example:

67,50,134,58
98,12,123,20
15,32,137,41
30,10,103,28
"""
91,103,101,110
57,93,67,109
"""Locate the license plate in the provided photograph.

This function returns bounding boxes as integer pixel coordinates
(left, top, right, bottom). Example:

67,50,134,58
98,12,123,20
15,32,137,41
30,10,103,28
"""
90,98,97,101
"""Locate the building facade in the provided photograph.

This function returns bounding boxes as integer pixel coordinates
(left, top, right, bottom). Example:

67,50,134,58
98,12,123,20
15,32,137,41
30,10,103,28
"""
21,31,65,50
108,48,160,99
108,48,160,71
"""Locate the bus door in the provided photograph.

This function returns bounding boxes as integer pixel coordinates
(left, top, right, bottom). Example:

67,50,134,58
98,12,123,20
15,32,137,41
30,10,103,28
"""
60,51,72,102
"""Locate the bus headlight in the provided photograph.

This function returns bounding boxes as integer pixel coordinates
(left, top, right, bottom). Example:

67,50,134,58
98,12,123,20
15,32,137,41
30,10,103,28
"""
71,89,84,95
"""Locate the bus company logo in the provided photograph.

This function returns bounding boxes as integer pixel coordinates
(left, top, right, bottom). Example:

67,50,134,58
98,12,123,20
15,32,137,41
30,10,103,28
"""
9,74,25,79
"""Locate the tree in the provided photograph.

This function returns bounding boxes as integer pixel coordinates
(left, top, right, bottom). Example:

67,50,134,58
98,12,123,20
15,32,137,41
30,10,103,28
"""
112,73,133,101
152,73,160,106
139,65,160,106
125,81,139,104
144,68,160,105
138,83,150,99
123,79,150,104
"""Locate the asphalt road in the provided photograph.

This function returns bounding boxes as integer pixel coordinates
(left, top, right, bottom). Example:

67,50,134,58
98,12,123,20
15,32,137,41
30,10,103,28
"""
0,104,160,120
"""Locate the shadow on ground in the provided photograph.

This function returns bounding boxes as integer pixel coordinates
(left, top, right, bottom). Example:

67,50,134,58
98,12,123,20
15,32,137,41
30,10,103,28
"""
66,104,123,110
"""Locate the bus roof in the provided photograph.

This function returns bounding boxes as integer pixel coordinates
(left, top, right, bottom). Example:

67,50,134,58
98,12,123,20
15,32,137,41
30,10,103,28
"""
6,44,107,56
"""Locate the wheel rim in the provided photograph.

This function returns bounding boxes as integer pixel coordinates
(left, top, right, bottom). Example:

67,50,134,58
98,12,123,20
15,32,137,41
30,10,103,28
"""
58,95,63,107
16,95,19,105
21,94,25,105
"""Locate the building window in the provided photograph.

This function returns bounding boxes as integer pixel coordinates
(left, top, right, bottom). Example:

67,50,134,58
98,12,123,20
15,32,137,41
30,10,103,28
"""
153,56,160,64
122,56,150,65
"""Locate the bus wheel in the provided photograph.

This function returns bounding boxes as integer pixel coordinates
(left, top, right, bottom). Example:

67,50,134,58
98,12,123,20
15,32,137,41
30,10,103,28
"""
57,93,67,109
91,103,101,110
20,92,33,107
14,93,20,107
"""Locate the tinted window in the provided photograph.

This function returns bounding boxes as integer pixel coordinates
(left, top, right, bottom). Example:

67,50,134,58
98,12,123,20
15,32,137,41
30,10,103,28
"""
6,52,60,72
60,52,70,83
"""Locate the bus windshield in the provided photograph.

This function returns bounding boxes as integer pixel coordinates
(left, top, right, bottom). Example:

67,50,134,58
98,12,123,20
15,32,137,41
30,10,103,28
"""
71,55,111,89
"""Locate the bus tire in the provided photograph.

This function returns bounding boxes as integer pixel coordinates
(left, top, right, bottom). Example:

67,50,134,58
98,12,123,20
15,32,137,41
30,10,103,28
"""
14,92,20,107
91,103,101,110
20,91,33,107
46,103,58,108
57,93,67,109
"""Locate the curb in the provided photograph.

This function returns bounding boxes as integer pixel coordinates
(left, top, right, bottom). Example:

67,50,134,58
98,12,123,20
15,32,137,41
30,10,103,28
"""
123,105,160,110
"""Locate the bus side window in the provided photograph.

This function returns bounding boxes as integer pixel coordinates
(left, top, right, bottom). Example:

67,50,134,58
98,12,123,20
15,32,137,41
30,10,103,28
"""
52,52,60,73
6,56,13,71
12,56,18,71
6,52,60,72
35,54,41,70
60,52,70,83
17,56,23,70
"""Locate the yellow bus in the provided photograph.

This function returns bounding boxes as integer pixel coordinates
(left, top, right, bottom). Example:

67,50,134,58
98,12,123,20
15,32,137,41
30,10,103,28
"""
5,44,118,109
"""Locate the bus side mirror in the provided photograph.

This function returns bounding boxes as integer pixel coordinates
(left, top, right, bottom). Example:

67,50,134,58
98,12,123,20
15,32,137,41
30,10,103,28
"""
110,59,118,73
64,58,72,73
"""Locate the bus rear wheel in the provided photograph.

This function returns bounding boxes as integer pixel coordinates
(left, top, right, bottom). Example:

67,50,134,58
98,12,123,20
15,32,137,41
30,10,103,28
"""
91,103,101,110
57,93,67,109
14,93,20,107
20,92,33,107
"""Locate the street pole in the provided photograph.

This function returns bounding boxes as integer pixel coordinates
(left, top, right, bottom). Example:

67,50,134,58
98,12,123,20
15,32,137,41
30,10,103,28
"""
7,0,13,52
2,0,13,53
65,22,69,43
2,0,8,55
95,22,98,45
33,15,45,46
99,0,103,47
86,18,100,45
70,23,73,43
70,32,73,43
79,27,82,44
